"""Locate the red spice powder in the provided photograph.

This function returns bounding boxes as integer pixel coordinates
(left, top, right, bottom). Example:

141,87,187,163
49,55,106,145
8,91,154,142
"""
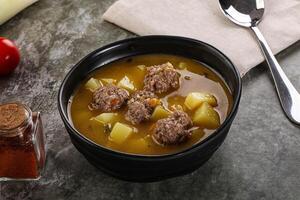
0,147,39,179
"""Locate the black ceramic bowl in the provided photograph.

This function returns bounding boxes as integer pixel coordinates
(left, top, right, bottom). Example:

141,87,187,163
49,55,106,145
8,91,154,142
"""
58,36,242,182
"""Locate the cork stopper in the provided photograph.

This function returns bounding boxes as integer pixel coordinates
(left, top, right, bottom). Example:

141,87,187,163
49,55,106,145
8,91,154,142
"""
0,103,27,130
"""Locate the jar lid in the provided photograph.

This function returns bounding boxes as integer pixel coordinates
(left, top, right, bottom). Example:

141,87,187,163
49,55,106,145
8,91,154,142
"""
0,103,32,136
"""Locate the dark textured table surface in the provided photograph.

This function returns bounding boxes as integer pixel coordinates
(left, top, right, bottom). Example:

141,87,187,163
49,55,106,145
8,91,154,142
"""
0,0,299,199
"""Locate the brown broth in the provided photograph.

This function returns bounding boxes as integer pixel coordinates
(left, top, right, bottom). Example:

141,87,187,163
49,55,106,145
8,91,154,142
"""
69,54,233,155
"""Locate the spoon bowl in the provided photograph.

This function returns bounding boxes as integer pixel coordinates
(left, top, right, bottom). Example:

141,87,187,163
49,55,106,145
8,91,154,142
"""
219,0,264,27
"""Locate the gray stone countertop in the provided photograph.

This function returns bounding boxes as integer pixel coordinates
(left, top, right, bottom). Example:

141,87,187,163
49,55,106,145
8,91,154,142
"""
0,0,299,199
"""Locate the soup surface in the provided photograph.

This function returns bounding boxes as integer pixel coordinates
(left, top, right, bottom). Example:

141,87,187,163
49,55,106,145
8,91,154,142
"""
69,54,233,155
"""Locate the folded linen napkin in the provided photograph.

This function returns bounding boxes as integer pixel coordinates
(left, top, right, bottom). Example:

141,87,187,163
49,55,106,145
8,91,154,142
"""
0,0,38,25
103,0,300,76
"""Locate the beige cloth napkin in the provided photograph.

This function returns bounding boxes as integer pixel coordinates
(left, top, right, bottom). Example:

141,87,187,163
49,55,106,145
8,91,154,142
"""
0,0,38,25
103,0,300,76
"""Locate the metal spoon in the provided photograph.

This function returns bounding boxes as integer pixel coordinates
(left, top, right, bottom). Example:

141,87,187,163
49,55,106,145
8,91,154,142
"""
219,0,300,126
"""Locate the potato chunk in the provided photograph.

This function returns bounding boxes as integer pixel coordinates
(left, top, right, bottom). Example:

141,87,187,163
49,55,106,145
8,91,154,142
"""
184,92,217,110
128,138,149,152
178,62,188,70
151,106,170,121
109,122,133,144
101,78,117,85
85,78,102,92
117,76,136,92
193,102,220,129
93,113,118,124
89,119,108,140
136,65,146,71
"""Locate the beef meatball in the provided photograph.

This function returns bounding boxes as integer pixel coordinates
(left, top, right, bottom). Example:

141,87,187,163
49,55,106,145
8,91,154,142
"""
89,84,129,112
153,111,192,145
143,62,180,94
125,90,158,124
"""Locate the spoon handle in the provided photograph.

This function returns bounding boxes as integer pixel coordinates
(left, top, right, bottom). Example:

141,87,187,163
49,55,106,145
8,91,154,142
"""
250,26,300,126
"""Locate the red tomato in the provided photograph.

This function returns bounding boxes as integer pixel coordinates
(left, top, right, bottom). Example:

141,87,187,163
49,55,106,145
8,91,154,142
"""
0,37,20,76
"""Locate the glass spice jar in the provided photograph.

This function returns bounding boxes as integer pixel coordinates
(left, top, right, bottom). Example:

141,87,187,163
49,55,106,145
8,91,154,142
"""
0,102,46,181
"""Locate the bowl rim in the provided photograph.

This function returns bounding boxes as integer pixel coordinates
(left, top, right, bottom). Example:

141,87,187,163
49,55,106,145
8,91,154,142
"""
58,35,242,160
